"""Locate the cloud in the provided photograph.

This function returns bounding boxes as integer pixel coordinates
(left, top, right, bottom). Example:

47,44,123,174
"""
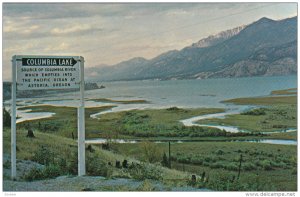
50,24,103,36
2,3,297,81
3,17,104,40
3,3,223,20
3,3,144,20
3,3,94,19
44,42,70,52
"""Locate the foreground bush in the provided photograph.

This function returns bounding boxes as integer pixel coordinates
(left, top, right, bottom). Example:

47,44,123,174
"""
32,145,54,165
128,163,162,180
86,152,113,178
23,164,62,181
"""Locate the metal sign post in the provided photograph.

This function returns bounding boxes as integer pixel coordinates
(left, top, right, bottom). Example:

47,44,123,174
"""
11,56,17,179
11,55,86,179
78,56,86,176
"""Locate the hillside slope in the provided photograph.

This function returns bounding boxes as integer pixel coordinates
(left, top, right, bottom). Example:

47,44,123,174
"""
87,17,297,81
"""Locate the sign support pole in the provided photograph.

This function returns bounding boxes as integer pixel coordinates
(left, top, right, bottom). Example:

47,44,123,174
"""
78,56,86,176
11,55,84,178
11,55,17,180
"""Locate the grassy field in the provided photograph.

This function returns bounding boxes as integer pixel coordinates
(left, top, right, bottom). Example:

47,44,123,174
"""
199,89,297,137
111,141,297,191
3,125,297,191
223,96,296,105
223,88,297,105
18,105,231,139
18,105,116,138
271,88,297,95
17,92,296,141
3,127,195,187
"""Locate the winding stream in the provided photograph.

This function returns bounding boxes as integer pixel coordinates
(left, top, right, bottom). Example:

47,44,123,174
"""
179,109,297,134
180,110,244,133
85,138,297,146
86,106,297,146
14,102,297,146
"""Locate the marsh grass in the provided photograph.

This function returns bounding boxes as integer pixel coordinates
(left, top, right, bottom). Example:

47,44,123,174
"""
271,88,297,95
223,96,296,105
201,89,297,134
17,105,226,139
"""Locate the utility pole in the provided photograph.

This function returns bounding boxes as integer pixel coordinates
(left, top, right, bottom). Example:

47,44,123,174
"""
168,141,171,169
237,154,243,179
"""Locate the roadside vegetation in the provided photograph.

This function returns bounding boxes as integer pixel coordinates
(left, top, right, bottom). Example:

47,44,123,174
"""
3,88,297,191
3,127,190,184
3,126,296,191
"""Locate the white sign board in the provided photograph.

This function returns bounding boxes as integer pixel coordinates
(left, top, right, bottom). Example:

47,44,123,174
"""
16,56,80,90
11,55,86,179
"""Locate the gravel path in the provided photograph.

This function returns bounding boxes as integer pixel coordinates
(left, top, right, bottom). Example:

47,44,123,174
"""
3,176,210,191
4,176,141,191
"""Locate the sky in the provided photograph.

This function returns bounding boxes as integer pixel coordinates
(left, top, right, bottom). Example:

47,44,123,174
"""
2,2,297,81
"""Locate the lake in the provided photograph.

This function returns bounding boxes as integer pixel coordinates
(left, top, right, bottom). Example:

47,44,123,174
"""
6,75,297,122
89,75,296,108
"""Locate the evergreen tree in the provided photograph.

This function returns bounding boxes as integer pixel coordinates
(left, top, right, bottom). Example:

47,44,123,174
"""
161,152,169,167
3,108,11,127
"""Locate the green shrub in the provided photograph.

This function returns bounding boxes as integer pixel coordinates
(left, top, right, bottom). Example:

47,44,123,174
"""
242,162,257,171
204,157,212,162
86,153,112,177
292,168,297,175
24,164,62,181
43,164,62,178
270,160,286,168
24,168,44,181
128,163,162,180
207,173,275,191
204,156,217,163
32,145,54,165
190,157,204,165
3,108,11,127
58,158,68,174
241,108,266,116
141,141,162,163
67,152,78,175
161,153,169,167
137,179,157,191
207,172,235,191
177,155,191,164
225,162,239,171
3,160,10,168
259,160,272,171
215,149,225,155
238,174,276,191
211,161,225,169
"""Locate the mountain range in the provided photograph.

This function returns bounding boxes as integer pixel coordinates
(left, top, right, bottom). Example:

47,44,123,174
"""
86,16,297,81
